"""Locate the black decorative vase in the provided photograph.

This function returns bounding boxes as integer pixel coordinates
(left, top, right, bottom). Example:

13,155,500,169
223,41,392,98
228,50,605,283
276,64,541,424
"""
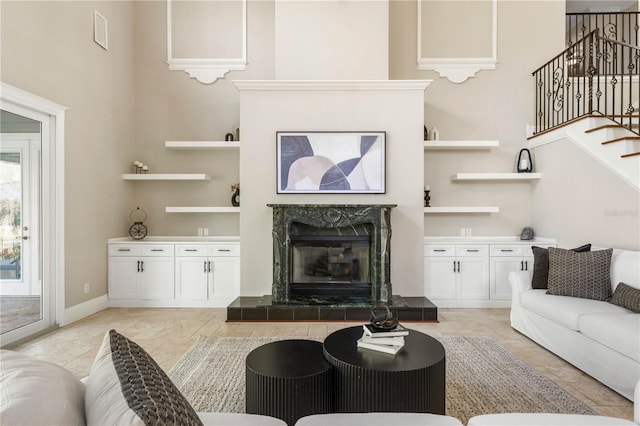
424,190,431,207
231,188,240,207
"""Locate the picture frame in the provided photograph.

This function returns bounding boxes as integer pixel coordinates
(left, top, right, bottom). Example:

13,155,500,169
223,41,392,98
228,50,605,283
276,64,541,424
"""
276,131,386,194
94,10,108,51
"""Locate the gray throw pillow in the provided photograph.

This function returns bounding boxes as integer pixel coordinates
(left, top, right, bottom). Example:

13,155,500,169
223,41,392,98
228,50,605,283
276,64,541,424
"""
85,329,203,426
530,244,591,289
610,282,640,313
547,247,613,301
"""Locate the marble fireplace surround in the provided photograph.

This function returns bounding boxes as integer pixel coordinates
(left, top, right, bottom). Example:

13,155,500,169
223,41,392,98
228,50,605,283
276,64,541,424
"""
268,204,396,305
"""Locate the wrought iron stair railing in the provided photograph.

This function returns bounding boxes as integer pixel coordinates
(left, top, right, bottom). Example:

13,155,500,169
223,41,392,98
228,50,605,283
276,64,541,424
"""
532,29,640,136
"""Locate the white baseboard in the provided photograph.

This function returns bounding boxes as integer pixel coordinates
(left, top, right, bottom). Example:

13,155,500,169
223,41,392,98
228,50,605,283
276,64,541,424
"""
61,295,109,326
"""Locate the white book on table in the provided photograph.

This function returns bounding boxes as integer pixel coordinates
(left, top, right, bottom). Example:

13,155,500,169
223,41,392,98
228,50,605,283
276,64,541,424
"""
359,334,405,346
356,336,404,355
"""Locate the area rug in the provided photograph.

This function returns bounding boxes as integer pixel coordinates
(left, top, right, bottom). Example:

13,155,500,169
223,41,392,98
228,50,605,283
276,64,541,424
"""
168,335,595,424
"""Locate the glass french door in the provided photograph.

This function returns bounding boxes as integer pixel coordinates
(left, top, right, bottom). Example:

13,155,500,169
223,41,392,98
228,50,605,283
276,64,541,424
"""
0,112,43,338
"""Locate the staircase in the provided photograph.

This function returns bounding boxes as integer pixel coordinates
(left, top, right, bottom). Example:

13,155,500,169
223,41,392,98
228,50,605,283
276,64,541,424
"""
529,12,640,189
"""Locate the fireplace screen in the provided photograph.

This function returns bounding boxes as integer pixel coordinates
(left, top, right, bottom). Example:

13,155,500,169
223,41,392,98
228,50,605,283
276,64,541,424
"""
291,237,370,285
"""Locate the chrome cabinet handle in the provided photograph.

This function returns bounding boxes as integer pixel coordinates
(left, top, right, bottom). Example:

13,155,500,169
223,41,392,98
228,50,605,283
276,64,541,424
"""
466,249,479,252
140,260,144,272
151,249,163,252
137,260,140,272
118,248,131,252
185,249,198,252
501,249,515,252
217,249,231,252
434,249,447,252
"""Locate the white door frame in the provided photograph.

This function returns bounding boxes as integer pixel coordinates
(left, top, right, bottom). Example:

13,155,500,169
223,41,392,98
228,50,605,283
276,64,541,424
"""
0,82,66,346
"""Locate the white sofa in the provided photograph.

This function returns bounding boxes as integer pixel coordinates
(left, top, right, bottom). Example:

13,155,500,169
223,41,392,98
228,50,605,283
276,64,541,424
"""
509,248,640,401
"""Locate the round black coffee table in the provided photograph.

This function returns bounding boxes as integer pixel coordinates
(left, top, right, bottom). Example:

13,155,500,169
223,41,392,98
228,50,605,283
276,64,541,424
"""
323,326,445,414
246,339,333,426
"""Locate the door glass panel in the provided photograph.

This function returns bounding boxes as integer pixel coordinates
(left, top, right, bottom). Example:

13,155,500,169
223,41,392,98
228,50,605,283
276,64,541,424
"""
0,109,42,335
0,151,21,280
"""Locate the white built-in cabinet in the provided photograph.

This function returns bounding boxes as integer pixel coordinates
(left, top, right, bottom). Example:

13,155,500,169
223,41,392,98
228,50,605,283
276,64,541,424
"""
175,244,240,303
108,238,239,308
108,244,175,301
424,237,556,307
423,244,489,301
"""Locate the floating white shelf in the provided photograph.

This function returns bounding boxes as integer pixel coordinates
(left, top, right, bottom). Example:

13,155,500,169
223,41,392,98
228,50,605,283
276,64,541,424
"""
165,141,240,149
424,207,499,213
165,207,240,213
122,174,211,181
452,173,542,181
424,140,499,149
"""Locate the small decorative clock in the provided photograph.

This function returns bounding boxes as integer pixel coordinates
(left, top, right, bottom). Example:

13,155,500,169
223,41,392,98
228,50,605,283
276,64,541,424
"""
128,207,148,240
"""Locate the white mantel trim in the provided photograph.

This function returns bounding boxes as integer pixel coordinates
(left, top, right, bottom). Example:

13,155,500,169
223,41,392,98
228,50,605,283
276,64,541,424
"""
233,80,433,91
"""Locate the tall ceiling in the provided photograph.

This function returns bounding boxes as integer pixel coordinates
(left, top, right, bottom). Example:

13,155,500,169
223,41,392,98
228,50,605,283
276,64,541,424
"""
567,0,637,13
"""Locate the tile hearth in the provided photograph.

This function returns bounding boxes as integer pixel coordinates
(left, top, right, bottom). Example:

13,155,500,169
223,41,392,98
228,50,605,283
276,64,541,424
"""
227,296,437,322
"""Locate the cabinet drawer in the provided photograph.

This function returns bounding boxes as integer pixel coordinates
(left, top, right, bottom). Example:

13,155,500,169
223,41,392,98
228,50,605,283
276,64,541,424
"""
490,245,524,257
108,244,141,256
456,244,488,257
424,245,455,257
208,244,240,257
139,245,174,256
176,245,209,256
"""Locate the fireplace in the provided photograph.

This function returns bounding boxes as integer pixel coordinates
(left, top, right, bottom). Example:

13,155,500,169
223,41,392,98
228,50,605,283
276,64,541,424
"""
268,204,395,305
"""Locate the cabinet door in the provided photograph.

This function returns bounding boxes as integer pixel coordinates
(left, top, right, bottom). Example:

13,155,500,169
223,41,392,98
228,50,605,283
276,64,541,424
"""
138,257,175,300
457,257,489,299
175,256,208,300
490,258,522,300
523,255,535,283
424,257,457,299
108,257,139,299
209,257,240,300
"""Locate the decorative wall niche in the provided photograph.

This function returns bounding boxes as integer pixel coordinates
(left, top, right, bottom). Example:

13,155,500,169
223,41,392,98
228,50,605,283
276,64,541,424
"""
417,0,497,83
166,0,247,84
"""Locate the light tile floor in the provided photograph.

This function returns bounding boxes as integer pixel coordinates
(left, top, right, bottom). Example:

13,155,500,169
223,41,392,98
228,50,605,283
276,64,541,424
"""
10,307,634,421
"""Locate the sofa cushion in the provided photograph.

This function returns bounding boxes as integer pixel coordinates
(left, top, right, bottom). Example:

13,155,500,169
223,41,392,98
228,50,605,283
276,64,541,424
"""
530,244,591,289
578,313,640,363
85,329,202,426
610,282,640,313
0,350,86,426
610,249,640,292
547,248,613,301
520,290,630,330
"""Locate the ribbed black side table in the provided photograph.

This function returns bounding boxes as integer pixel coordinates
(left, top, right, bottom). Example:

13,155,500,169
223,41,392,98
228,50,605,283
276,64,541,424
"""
323,326,445,414
246,339,333,426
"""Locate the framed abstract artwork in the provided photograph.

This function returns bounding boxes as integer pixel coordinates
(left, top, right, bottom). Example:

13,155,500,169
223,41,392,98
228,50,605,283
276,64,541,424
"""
276,131,386,194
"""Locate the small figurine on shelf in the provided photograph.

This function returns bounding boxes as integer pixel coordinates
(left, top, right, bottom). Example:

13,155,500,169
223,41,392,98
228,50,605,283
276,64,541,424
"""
424,185,431,207
225,133,235,142
132,161,147,174
230,183,240,207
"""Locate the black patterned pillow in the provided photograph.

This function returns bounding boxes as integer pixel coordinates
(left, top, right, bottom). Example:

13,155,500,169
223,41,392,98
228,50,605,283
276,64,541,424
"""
610,282,640,313
547,247,613,301
531,244,591,289
85,329,202,426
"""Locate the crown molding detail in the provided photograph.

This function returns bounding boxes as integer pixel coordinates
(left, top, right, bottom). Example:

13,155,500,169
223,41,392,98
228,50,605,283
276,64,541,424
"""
166,0,247,84
417,0,498,83
233,80,433,91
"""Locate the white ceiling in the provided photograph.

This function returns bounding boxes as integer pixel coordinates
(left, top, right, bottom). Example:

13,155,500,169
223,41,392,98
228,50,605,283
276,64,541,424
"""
567,0,637,13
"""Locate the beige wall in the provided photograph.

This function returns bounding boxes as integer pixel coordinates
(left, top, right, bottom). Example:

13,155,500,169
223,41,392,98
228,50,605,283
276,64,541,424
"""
532,140,640,250
275,0,389,79
4,0,635,309
131,0,274,237
238,86,426,297
390,0,566,238
1,1,135,308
